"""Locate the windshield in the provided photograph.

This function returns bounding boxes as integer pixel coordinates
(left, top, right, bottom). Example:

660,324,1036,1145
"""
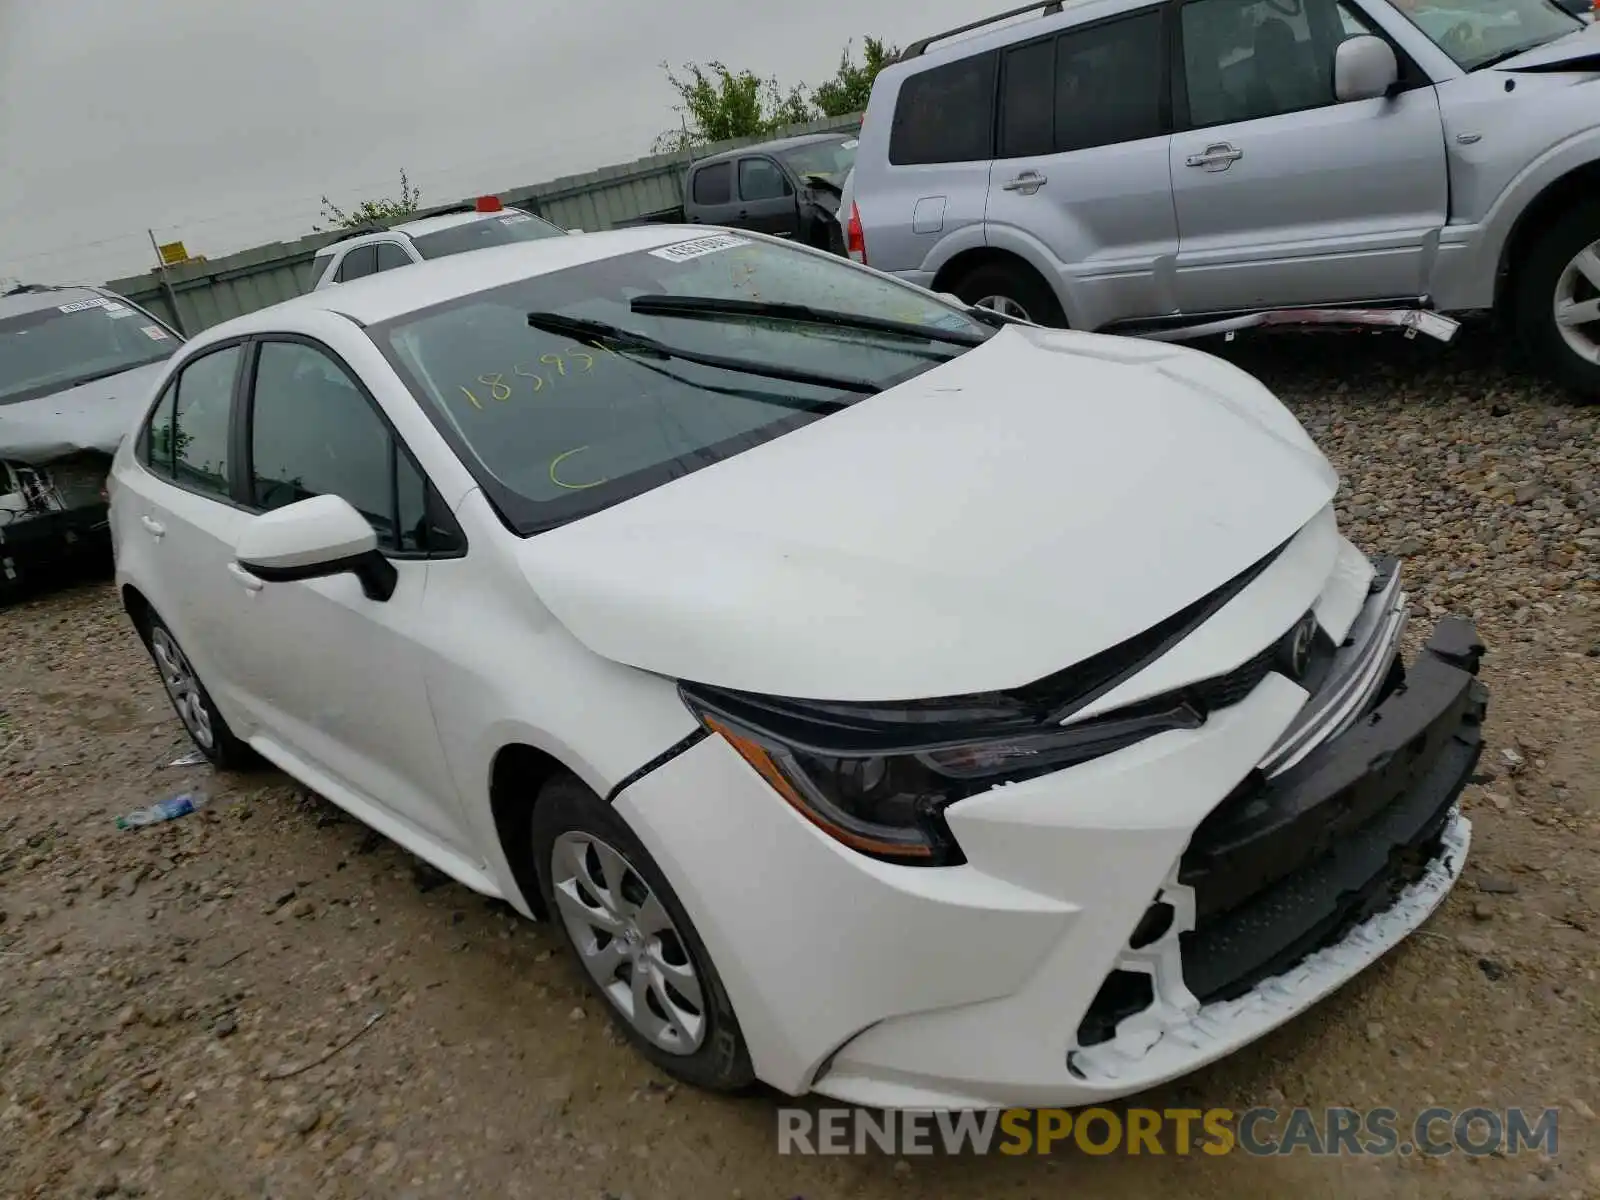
410,210,568,259
1390,0,1581,69
0,297,177,406
776,136,859,183
370,233,991,534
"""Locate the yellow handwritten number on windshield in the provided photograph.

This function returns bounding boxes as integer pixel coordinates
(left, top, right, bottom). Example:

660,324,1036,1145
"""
549,446,607,491
478,373,513,402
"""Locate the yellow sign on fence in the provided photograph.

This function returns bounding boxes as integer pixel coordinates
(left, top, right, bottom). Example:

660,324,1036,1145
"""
157,240,192,267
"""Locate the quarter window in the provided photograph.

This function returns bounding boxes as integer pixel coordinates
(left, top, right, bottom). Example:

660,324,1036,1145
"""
691,162,733,205
170,346,242,498
889,51,998,165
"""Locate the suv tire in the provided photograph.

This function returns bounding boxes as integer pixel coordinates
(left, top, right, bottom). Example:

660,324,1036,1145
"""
952,261,1066,327
532,773,756,1092
1513,202,1600,402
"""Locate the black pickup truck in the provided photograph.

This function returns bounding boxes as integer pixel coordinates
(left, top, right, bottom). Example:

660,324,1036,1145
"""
681,131,858,253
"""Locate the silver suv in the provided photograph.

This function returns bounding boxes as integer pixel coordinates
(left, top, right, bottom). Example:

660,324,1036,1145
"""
843,0,1600,395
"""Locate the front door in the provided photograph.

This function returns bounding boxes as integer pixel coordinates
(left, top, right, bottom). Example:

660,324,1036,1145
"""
1168,0,1448,313
223,337,473,853
735,155,802,238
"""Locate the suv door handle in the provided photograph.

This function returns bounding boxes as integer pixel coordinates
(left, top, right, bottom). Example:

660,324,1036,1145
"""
1186,143,1244,171
140,515,165,539
227,562,264,593
1001,170,1048,195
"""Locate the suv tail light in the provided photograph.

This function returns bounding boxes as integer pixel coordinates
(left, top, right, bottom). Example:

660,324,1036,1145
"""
846,201,867,265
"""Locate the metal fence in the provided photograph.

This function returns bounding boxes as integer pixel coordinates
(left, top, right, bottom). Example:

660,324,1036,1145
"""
103,113,862,336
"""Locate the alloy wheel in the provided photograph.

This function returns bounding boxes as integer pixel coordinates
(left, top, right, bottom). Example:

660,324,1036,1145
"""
972,294,1033,321
150,627,215,751
1553,238,1600,364
550,831,706,1054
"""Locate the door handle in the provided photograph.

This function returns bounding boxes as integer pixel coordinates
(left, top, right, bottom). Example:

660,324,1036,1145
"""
1186,143,1244,171
140,515,165,538
227,562,264,593
1001,170,1048,195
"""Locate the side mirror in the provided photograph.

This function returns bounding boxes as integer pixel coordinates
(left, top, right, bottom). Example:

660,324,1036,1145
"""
235,494,396,602
1335,35,1399,103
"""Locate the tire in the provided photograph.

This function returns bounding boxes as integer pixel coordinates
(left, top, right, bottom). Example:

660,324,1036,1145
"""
1512,201,1600,402
531,773,755,1092
951,260,1067,327
141,612,255,770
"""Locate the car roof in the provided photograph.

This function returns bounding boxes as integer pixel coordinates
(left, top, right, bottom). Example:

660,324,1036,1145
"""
692,131,856,168
196,225,744,340
0,284,109,318
311,208,544,258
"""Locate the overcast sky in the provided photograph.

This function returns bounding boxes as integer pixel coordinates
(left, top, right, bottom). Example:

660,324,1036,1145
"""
0,0,990,287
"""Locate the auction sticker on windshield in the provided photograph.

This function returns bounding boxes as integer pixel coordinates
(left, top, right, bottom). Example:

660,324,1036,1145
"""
649,233,750,263
58,297,111,314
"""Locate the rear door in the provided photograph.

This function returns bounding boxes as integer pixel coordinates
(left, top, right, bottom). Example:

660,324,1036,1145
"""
980,7,1177,329
1167,0,1448,312
685,161,740,227
735,155,802,237
125,344,256,717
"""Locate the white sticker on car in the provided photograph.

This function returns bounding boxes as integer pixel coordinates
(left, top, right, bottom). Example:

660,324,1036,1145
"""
499,212,534,224
58,297,109,313
140,325,170,341
104,303,136,318
840,138,859,150
648,233,751,263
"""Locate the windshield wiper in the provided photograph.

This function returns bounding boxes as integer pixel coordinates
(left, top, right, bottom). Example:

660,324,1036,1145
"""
526,310,881,395
628,294,988,349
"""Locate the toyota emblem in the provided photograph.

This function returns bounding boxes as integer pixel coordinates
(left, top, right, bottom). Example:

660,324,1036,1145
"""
1278,613,1319,681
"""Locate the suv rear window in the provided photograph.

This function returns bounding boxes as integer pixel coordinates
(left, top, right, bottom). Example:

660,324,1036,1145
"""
0,298,177,407
889,51,998,165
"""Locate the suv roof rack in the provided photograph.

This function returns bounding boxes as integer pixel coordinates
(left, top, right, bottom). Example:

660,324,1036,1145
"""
901,0,1064,59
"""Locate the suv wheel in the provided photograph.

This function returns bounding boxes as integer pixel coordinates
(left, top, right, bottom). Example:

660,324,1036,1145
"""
143,615,254,769
1513,202,1600,401
531,773,755,1092
952,262,1066,327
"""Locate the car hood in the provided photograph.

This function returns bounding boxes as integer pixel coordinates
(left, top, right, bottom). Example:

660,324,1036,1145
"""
516,325,1340,701
0,360,168,464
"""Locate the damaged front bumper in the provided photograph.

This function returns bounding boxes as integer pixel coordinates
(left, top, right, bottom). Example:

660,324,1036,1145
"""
1,456,113,586
810,615,1486,1109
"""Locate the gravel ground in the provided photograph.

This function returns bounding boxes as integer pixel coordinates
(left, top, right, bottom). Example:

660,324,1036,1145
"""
1,328,1597,1200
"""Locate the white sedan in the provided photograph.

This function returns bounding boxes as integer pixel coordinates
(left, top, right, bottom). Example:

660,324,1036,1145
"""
109,226,1488,1109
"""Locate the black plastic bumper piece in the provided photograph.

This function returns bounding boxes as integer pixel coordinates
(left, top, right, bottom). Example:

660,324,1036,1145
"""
1176,618,1488,1005
0,503,110,584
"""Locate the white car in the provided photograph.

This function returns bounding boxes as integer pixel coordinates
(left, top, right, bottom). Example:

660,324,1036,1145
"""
309,198,570,290
109,226,1488,1109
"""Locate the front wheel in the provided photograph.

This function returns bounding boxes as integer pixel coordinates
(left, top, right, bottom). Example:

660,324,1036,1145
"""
1512,202,1600,402
531,774,755,1092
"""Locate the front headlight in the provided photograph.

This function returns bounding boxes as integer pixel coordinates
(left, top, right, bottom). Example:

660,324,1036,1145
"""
679,683,1202,866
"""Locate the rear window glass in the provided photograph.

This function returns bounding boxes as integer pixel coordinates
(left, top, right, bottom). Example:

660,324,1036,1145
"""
410,211,567,260
889,52,998,165
369,235,990,535
0,297,177,407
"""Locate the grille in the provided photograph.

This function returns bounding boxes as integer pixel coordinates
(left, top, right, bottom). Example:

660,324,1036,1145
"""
1189,642,1277,712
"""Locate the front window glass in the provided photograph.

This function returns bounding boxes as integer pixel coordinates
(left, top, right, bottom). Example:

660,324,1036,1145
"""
1388,0,1579,69
0,298,177,406
775,137,858,183
370,235,991,534
410,211,567,259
